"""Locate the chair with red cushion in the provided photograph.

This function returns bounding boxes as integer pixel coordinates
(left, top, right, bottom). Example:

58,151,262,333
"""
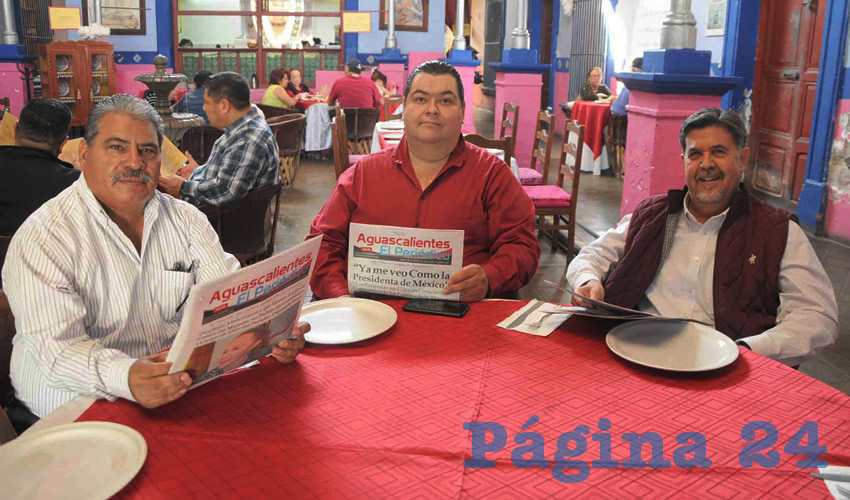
522,119,585,265
498,102,519,168
516,110,555,185
331,108,367,179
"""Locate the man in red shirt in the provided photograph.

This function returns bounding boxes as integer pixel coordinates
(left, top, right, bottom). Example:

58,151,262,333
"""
308,60,540,301
327,59,383,109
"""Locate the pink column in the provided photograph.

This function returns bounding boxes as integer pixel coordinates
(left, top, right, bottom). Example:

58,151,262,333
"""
378,63,407,95
454,65,477,133
621,90,722,216
408,51,445,72
0,63,29,114
494,72,543,170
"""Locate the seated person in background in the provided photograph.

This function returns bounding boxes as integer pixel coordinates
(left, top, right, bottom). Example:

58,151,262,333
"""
3,95,307,420
327,59,382,109
371,70,392,98
286,67,311,95
173,70,212,124
611,57,642,116
567,107,838,366
159,72,280,206
0,98,80,236
262,68,308,109
560,66,614,115
178,38,193,48
309,60,541,301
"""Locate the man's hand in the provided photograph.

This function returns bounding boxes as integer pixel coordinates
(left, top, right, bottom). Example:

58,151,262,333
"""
158,175,185,198
177,152,199,178
572,279,605,307
128,353,192,409
272,322,309,364
443,264,490,302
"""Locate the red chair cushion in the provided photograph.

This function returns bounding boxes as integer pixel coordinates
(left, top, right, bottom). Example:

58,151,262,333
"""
517,167,543,185
348,154,367,166
523,185,572,208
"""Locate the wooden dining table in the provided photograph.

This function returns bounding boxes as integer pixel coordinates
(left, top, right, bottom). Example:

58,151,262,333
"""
29,299,850,498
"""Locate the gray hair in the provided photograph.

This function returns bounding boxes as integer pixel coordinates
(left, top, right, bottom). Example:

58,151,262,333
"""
679,107,748,151
85,94,165,146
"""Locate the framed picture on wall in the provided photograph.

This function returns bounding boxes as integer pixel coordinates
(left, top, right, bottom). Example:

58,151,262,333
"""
705,0,727,37
82,0,146,35
379,0,429,33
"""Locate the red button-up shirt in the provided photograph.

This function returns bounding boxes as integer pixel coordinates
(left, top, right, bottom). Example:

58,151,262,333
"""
308,136,541,299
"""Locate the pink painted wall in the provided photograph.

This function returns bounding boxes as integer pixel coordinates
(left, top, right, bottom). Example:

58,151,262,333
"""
378,63,407,95
315,70,345,95
824,98,850,241
621,91,722,216
408,51,445,73
553,72,570,133
494,72,543,170
115,64,158,96
0,63,29,115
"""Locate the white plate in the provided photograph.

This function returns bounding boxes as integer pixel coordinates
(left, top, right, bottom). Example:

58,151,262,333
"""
301,297,397,344
91,56,102,71
380,121,405,130
383,132,404,140
0,422,147,499
58,79,70,97
56,55,70,72
92,80,101,96
606,319,739,372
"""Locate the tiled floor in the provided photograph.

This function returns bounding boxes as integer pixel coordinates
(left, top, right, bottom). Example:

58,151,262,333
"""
274,107,849,395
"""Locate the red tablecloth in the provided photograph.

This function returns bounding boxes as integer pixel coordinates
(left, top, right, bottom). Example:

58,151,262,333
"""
296,98,326,112
78,300,850,498
572,101,612,160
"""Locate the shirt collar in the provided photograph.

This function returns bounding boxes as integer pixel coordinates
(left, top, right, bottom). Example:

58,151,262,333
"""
76,174,161,230
224,107,259,136
391,134,467,170
683,192,730,230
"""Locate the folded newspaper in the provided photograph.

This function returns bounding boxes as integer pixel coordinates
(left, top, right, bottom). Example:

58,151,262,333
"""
542,279,661,320
166,236,322,388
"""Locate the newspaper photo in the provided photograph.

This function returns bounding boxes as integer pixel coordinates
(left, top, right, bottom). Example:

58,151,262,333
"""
348,223,464,300
166,236,322,388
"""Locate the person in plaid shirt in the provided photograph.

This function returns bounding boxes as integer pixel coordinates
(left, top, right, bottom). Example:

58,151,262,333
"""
159,72,279,206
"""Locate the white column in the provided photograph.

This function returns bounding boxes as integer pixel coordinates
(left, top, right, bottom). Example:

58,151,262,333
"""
510,0,530,50
452,0,466,50
93,0,103,24
385,0,398,49
660,0,696,49
1,0,18,45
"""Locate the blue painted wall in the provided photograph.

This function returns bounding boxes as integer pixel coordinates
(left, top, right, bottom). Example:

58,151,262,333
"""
357,0,445,55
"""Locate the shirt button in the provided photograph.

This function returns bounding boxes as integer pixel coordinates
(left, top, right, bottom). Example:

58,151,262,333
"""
694,256,700,261
682,312,690,318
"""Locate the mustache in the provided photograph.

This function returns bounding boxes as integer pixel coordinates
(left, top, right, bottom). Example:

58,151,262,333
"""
696,167,724,181
112,169,154,183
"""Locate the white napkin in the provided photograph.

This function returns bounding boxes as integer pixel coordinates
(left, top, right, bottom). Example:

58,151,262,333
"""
819,465,850,499
497,299,571,337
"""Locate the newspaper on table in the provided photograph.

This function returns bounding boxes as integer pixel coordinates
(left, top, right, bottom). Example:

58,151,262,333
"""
166,236,322,388
348,223,464,300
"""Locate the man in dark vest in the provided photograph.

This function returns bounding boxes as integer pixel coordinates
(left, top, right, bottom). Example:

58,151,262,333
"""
567,107,837,367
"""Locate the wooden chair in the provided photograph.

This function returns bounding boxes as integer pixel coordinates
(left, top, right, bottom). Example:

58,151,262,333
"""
331,109,368,179
383,96,403,120
343,107,381,154
522,120,585,265
0,290,16,443
179,125,223,164
464,134,513,168
0,97,9,117
197,183,282,267
517,110,555,186
256,102,302,120
499,102,519,164
0,234,12,289
267,114,306,188
605,113,628,178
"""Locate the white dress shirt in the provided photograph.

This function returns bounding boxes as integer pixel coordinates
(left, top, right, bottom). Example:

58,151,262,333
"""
567,196,838,367
3,177,239,417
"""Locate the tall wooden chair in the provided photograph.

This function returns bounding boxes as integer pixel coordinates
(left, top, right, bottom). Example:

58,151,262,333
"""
256,102,302,120
464,134,513,168
516,110,555,186
605,113,628,178
267,114,306,188
499,102,519,165
383,96,403,121
522,120,585,265
179,125,223,164
331,109,368,179
343,107,381,154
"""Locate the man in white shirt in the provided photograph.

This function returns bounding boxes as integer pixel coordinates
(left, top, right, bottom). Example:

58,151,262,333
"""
3,95,307,421
567,107,837,367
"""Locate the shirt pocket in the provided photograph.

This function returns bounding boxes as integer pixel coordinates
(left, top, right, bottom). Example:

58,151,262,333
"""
152,270,196,324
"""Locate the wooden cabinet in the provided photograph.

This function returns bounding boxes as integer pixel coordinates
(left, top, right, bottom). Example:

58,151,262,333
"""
38,41,117,127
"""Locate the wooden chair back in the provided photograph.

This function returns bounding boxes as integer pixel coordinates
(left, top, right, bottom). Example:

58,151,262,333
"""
331,108,352,179
0,97,9,117
499,102,519,160
343,107,381,154
528,110,556,183
179,125,223,164
267,114,306,187
464,134,513,167
558,120,585,207
197,183,282,267
383,96,403,120
256,102,301,120
605,113,628,178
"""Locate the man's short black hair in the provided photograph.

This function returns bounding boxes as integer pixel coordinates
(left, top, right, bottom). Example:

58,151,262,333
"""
17,98,72,151
404,60,465,108
632,57,643,71
205,72,251,110
194,70,213,88
679,107,749,151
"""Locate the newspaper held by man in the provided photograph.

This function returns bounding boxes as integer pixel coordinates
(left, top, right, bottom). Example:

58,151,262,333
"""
348,223,464,300
166,236,322,388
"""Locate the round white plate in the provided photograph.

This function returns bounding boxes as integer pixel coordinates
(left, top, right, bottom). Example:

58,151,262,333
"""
56,55,70,72
383,132,404,140
0,421,147,499
606,319,739,372
301,298,397,344
381,121,404,130
92,56,102,71
92,80,101,95
58,79,70,97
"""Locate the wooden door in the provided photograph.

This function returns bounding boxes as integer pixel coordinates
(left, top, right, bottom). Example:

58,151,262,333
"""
750,0,825,200
39,41,86,126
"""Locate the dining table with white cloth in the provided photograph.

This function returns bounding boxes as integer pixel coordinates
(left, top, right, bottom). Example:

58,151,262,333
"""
302,102,333,152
